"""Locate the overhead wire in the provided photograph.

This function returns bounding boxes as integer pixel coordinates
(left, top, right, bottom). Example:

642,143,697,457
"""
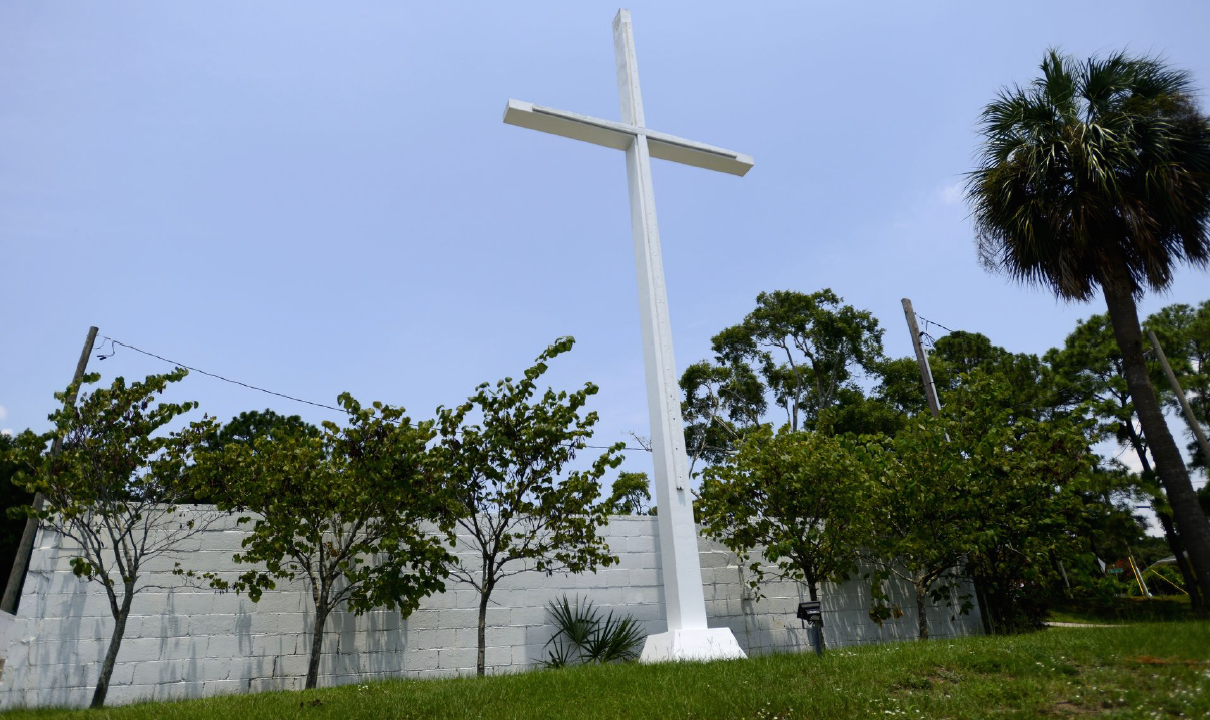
98,335,653,452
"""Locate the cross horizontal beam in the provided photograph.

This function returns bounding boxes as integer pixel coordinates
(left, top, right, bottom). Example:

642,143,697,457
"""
503,99,754,177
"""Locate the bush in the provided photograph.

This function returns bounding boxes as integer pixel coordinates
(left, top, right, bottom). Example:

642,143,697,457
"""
542,595,645,668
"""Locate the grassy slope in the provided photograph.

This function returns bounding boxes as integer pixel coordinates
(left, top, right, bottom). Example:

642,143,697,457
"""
5,623,1208,720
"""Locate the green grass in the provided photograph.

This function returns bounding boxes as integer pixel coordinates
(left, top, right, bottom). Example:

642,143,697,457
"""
1048,595,1194,625
5,623,1209,719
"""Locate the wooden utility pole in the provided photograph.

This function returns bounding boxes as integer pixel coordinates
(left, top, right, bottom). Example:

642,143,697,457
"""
902,298,941,417
1,326,99,614
1147,330,1210,467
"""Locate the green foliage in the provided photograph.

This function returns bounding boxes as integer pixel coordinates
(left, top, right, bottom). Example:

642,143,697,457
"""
947,370,1137,633
679,360,765,467
969,48,1210,611
861,418,973,637
542,595,644,668
1140,563,1192,597
8,369,218,707
0,432,34,585
699,426,868,612
192,394,457,689
968,49,1210,300
705,290,885,434
206,408,320,448
437,337,624,675
1145,301,1210,470
601,471,651,515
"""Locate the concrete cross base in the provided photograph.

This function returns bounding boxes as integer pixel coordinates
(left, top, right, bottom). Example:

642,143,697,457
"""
639,627,747,664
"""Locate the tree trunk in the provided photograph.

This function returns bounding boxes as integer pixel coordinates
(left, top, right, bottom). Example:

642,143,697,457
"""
476,588,491,677
1156,510,1203,609
1103,277,1210,610
305,604,331,690
91,584,134,709
1129,433,1203,610
806,578,825,652
915,581,929,640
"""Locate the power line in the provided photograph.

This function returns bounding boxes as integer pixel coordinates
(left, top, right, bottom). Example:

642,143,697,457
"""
97,335,653,453
100,337,350,415
916,314,957,335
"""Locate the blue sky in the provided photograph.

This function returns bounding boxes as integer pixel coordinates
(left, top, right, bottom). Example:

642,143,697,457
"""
2,2,1208,494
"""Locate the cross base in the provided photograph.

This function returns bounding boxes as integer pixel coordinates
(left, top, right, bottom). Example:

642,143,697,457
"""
639,627,747,664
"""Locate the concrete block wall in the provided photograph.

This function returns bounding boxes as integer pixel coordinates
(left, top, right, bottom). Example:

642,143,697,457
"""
0,509,982,708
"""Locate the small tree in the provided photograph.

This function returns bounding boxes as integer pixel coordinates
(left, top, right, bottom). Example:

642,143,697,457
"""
193,395,457,690
10,369,220,708
601,471,651,515
698,426,869,650
862,420,973,640
437,337,623,676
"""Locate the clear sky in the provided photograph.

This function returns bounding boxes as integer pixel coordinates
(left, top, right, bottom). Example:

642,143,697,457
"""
2,2,1208,494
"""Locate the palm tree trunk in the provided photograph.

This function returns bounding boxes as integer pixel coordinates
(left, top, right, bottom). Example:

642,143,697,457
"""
1103,278,1210,609
1129,431,1204,610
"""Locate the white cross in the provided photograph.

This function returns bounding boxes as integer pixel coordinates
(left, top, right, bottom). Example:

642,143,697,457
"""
504,9,749,662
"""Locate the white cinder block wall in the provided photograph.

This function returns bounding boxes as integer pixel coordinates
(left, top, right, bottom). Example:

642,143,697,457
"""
0,509,983,708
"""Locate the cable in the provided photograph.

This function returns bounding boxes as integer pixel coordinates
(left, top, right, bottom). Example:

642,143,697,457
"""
102,337,350,415
916,314,957,335
99,336,654,452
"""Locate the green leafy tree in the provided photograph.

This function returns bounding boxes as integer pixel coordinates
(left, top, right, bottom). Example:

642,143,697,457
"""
437,337,624,676
968,49,1210,604
1145,301,1210,469
679,360,765,468
601,471,651,515
862,421,973,640
946,370,1138,632
871,356,932,420
0,433,35,586
207,408,321,448
1048,312,1202,611
9,370,219,708
682,289,885,463
698,426,869,649
192,395,457,690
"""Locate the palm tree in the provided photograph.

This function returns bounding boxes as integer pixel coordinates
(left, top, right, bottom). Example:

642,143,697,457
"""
967,50,1210,605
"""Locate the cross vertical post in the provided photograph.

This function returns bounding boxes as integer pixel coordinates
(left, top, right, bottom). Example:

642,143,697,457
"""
504,8,750,662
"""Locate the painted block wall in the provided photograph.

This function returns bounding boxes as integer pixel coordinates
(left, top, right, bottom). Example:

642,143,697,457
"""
0,509,983,708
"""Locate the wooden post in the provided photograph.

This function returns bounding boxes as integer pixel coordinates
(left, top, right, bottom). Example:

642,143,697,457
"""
902,298,941,417
1147,329,1210,467
1,326,99,614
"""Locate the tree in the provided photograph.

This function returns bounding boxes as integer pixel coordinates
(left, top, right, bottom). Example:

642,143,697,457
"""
1146,301,1210,469
206,408,321,449
1048,312,1203,611
685,289,885,448
679,360,765,469
437,337,624,676
601,471,651,515
9,370,220,708
968,49,1210,605
862,421,973,640
944,370,1138,632
0,433,35,586
698,426,869,649
192,394,457,690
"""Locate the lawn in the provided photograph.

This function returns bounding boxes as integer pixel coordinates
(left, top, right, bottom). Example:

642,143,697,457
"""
4,622,1208,719
1047,596,1193,625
